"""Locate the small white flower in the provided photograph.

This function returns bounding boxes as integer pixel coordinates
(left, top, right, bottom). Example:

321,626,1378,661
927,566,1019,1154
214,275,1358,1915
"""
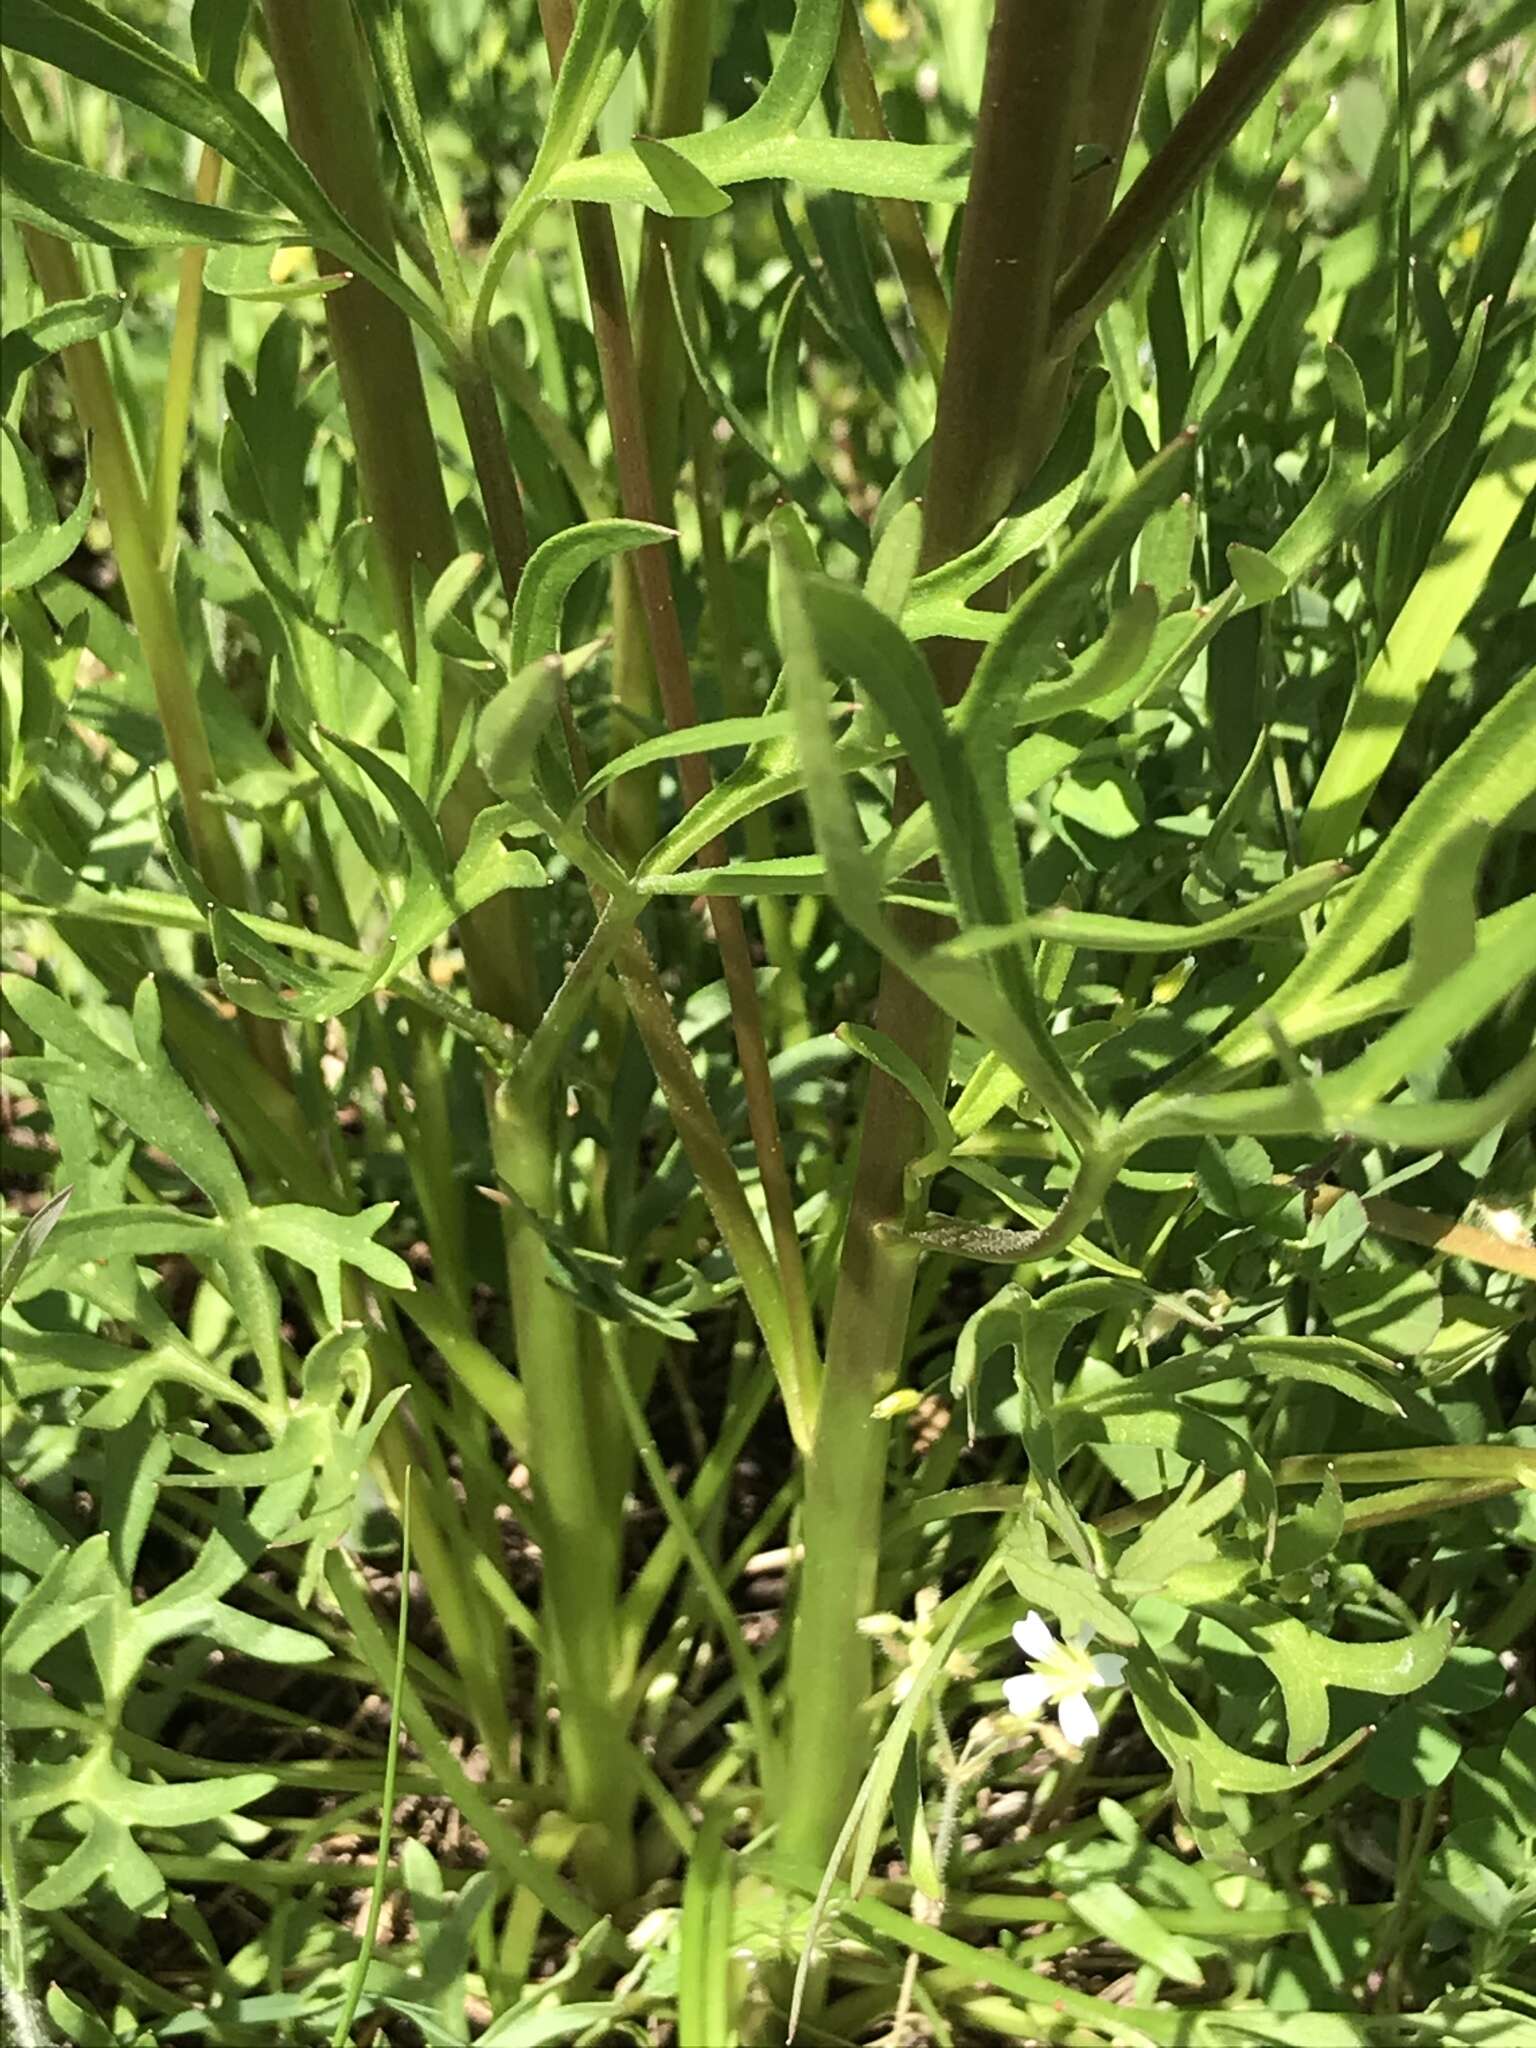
1004,1610,1126,1749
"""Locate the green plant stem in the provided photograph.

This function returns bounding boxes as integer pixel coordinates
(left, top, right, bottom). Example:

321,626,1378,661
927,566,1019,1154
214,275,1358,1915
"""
150,140,222,563
0,1746,45,2042
780,0,1108,1877
514,886,639,1096
610,926,816,1445
833,0,949,379
491,1079,637,1900
537,0,821,1442
1372,1785,1441,2014
1052,0,1334,352
330,1475,412,2048
457,361,532,597
1388,0,1413,464
396,1282,529,1453
884,1454,1536,1545
1371,0,1414,620
487,320,611,520
1062,4,1166,306
44,1915,193,2020
1192,0,1207,351
687,384,812,1043
924,13,1106,577
631,0,715,506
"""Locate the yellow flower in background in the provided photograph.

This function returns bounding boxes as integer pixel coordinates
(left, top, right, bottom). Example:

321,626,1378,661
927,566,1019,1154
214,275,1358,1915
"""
863,0,910,44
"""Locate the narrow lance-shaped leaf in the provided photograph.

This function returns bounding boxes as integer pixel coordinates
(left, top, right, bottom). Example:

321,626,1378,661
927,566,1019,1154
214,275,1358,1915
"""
510,519,672,670
1269,308,1489,586
956,427,1200,759
1157,665,1536,1091
1301,401,1536,861
0,1184,73,1309
473,0,663,327
1,115,299,252
0,457,95,594
901,368,1107,643
0,0,449,349
791,568,1101,1154
0,287,122,409
940,861,1351,959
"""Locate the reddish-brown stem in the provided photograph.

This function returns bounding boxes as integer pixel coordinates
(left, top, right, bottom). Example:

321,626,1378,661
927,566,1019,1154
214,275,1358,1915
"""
834,0,950,379
537,0,821,1423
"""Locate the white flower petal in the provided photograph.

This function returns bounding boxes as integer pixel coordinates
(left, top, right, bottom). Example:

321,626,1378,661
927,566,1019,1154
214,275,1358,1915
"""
1014,1611,1057,1660
1091,1653,1127,1688
1057,1690,1100,1747
1072,1623,1097,1652
1002,1673,1053,1718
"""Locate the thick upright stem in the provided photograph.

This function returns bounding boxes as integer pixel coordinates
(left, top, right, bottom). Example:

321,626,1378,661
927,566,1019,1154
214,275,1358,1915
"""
260,0,455,642
258,0,539,1046
780,0,1106,1874
922,1,1105,571
1063,4,1167,288
457,364,530,598
493,1083,637,1898
632,0,716,509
